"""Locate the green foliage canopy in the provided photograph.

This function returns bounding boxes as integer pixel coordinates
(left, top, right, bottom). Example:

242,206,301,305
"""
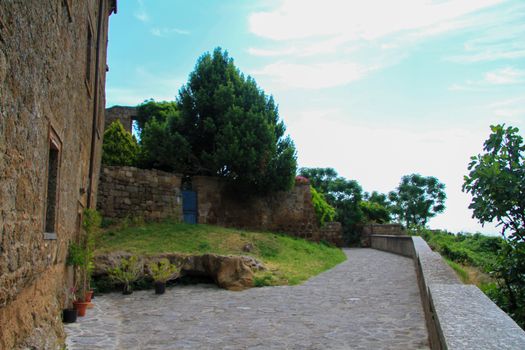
388,174,446,227
102,120,140,166
139,48,297,195
463,124,525,242
138,113,190,172
135,100,179,133
299,167,365,244
463,124,525,328
310,186,336,226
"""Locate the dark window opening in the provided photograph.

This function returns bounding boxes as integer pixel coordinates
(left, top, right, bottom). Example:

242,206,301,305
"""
86,28,92,84
45,141,60,233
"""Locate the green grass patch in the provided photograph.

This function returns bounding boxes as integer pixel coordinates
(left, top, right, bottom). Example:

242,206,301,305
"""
97,220,346,286
445,258,469,283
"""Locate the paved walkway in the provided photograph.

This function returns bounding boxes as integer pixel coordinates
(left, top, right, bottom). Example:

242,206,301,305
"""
65,249,429,349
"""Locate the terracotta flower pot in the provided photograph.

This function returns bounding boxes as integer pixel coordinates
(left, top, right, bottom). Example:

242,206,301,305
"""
154,281,166,295
73,301,89,317
85,290,94,302
62,308,78,323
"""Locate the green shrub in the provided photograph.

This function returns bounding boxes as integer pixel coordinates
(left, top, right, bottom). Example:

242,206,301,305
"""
108,256,143,287
148,258,180,283
310,186,335,226
102,120,140,166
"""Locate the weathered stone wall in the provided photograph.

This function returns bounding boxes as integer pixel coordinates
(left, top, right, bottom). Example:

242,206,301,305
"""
361,223,405,247
97,168,344,246
97,166,183,221
0,1,115,348
193,176,343,245
104,105,137,133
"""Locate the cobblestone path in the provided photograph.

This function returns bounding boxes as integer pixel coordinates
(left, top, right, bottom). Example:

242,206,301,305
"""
65,249,429,349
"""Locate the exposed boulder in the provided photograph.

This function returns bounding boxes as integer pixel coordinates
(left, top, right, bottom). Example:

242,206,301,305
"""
94,252,266,291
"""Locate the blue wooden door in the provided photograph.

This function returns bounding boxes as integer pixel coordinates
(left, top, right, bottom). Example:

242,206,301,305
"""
182,190,197,224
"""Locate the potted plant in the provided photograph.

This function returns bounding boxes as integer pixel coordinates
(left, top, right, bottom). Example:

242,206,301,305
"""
148,258,181,295
108,255,142,294
66,242,90,316
65,209,101,316
82,208,101,302
62,287,78,323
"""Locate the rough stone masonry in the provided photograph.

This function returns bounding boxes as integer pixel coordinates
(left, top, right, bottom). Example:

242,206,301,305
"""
0,1,116,349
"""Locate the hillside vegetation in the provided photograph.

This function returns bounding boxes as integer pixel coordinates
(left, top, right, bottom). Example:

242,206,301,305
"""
412,228,525,327
98,220,346,286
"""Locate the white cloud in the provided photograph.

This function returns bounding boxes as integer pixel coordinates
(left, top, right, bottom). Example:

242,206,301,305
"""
485,67,525,84
285,108,500,234
449,66,525,91
151,27,190,37
252,61,373,90
134,0,149,22
247,0,511,90
487,96,525,123
106,67,184,106
249,0,503,42
446,5,525,63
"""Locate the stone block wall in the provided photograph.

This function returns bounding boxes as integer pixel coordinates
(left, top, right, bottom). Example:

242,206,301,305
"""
361,223,405,247
0,1,116,348
97,166,183,221
104,105,137,133
97,168,344,246
192,176,343,246
319,222,344,247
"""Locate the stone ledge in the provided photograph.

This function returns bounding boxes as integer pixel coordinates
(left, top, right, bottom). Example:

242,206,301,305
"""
429,284,525,349
370,234,525,350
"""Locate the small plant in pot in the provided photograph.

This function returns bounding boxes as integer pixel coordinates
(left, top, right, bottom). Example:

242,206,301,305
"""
148,258,181,295
108,255,142,295
66,243,90,316
82,208,102,301
66,209,102,315
62,287,78,323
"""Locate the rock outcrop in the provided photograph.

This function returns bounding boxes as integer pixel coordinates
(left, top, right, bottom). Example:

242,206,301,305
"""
94,252,266,291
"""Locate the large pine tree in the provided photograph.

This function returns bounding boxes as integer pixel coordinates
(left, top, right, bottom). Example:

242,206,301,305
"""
140,48,297,194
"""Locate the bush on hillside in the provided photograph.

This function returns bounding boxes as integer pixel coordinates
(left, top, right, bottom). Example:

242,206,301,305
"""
102,120,140,166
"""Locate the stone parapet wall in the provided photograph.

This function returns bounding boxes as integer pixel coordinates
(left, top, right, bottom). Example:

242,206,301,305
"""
97,166,183,221
361,224,405,247
97,168,344,246
371,235,525,349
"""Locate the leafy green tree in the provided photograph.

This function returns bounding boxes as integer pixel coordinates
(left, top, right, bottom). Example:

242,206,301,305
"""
135,100,179,133
359,201,391,224
463,124,525,328
176,47,297,194
299,167,364,244
102,120,140,166
310,186,336,226
360,191,392,223
298,167,338,194
388,174,446,228
463,124,525,242
138,114,190,172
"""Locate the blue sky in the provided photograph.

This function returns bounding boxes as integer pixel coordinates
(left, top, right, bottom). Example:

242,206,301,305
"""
106,0,525,234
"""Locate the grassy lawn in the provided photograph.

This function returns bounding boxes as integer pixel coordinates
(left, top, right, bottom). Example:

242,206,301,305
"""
97,221,346,286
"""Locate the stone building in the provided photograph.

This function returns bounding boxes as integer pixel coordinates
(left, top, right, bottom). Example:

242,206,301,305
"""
104,105,137,133
0,1,116,348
